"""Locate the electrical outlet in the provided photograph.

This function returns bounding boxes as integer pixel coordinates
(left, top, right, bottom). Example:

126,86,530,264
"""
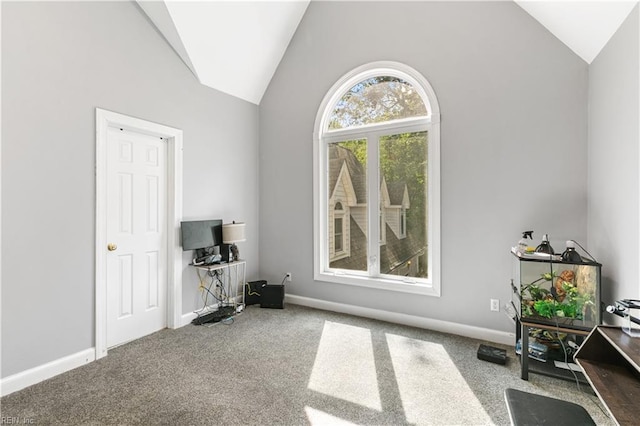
490,299,500,312
285,272,292,282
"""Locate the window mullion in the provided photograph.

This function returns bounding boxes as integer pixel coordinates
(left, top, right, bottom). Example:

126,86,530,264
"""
367,132,380,277
324,117,429,140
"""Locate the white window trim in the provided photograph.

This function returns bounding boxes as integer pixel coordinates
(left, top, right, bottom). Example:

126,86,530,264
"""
313,61,441,297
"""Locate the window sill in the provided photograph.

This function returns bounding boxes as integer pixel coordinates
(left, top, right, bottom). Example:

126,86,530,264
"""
315,271,440,297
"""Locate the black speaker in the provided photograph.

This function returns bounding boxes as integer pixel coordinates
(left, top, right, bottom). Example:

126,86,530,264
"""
245,280,265,305
220,244,232,263
260,284,284,309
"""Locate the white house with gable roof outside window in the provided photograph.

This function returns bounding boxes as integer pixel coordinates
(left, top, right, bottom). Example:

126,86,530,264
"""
328,144,422,277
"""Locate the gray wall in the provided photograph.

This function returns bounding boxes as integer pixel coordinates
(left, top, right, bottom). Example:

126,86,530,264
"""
259,1,588,331
1,1,259,378
588,6,640,311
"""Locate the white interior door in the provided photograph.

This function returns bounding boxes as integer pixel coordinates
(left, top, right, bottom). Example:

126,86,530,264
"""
106,126,168,348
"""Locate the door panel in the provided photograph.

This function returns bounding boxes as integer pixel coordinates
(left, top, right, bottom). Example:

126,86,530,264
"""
118,254,133,318
146,251,159,309
106,127,167,348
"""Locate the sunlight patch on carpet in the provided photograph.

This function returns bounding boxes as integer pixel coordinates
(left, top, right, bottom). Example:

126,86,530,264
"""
308,321,382,411
304,406,362,426
386,333,492,424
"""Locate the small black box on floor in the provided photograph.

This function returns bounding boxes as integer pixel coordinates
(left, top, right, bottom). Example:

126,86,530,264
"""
477,344,507,365
245,280,265,305
260,284,284,309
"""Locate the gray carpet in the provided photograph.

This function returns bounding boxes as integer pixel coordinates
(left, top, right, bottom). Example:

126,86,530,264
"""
1,304,614,425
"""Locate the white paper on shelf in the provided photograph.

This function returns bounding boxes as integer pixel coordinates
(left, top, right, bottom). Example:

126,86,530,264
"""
511,247,561,261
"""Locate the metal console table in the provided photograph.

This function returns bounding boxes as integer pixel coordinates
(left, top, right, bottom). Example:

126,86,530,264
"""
192,260,246,314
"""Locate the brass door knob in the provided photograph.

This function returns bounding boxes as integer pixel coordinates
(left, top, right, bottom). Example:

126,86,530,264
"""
107,243,118,251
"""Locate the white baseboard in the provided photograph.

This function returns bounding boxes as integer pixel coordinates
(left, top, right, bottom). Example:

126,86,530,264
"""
0,348,95,397
285,294,515,346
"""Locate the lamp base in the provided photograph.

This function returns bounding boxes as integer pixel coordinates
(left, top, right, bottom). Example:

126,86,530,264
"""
230,243,239,262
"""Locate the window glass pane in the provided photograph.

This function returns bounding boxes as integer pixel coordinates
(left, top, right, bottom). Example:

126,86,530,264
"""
379,131,428,279
328,77,428,130
328,140,368,272
335,218,343,251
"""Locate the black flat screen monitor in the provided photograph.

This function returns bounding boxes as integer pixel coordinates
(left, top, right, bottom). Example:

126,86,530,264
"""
180,219,222,251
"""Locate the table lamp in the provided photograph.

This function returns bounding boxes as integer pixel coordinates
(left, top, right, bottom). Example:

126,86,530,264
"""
222,221,246,262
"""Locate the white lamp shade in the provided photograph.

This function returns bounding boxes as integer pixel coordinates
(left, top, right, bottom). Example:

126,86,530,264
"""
222,222,246,243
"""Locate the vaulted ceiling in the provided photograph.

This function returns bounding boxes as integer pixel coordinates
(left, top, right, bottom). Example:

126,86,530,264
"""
137,1,638,105
515,0,637,63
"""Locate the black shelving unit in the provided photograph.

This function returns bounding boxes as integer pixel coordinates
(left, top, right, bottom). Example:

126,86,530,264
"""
511,251,602,383
517,320,591,383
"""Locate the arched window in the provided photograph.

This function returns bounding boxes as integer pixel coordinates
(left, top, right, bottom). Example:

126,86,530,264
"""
314,62,441,296
328,77,428,130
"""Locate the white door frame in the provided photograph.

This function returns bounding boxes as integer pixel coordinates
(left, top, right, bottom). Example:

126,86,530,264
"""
95,108,183,360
